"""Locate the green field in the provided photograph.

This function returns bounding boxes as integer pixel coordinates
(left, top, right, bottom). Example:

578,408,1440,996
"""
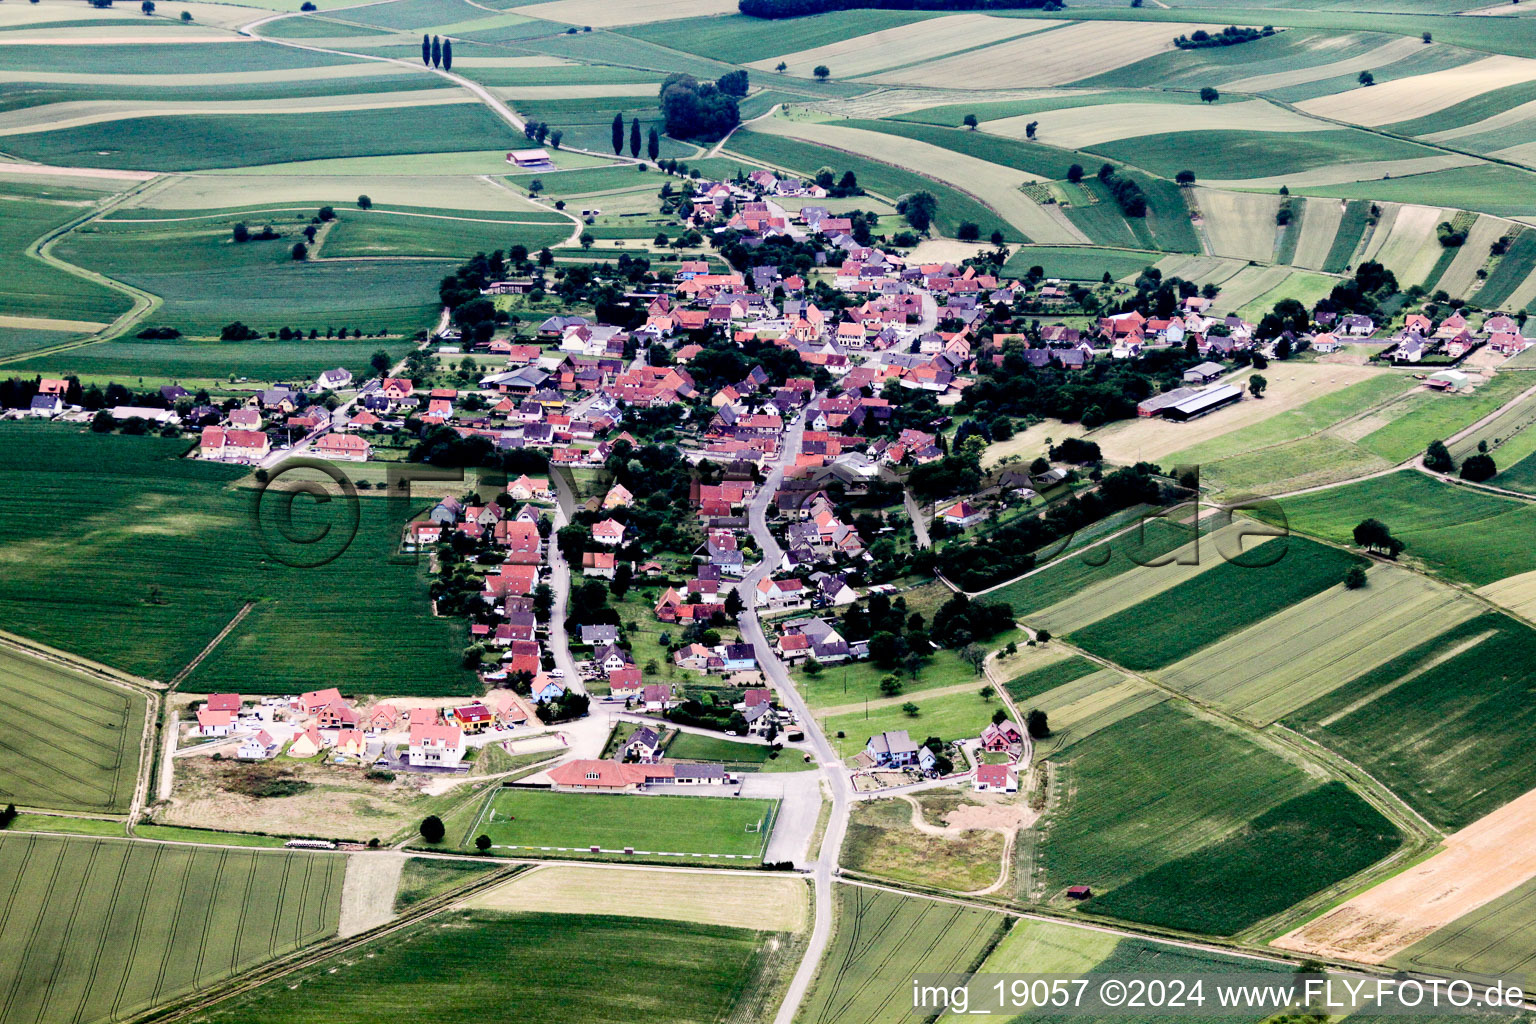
723,129,1016,242
839,118,1081,180
795,647,979,709
197,909,781,1024
620,9,933,63
1260,470,1536,586
1469,228,1536,309
0,646,146,814
0,195,133,325
322,211,571,258
1286,613,1536,830
664,732,778,766
1393,873,1536,978
474,788,776,858
2,105,515,172
1096,129,1436,182
1322,199,1372,273
0,426,474,694
1000,654,1098,704
985,517,1195,617
0,42,361,75
1039,704,1400,933
821,688,1000,758
10,335,413,383
1298,164,1536,219
1002,246,1157,283
1068,537,1362,671
799,885,1003,1024
0,833,343,1024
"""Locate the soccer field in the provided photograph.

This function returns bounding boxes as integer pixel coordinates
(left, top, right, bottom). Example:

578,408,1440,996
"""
474,789,777,859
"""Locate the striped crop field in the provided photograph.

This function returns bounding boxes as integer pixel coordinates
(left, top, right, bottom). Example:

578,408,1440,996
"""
0,645,147,814
0,833,343,1024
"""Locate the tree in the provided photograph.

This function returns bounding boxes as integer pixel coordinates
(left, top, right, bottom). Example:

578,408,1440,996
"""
979,684,995,701
422,33,430,66
420,815,446,843
1352,518,1403,558
813,65,830,81
1175,169,1196,186
1024,120,1038,139
141,0,155,13
290,241,308,261
960,643,987,676
647,127,660,162
1065,163,1084,184
181,9,192,19
356,194,372,210
1035,629,1051,644
1249,373,1268,398
1344,565,1368,590
549,129,563,150
442,38,452,70
1424,439,1453,473
724,588,744,616
1461,452,1497,482
899,190,937,232
1358,70,1374,86
611,112,624,155
957,221,979,242
475,833,492,852
1026,709,1050,739
430,35,441,68
1423,31,1432,43
879,674,902,697
963,113,978,130
0,804,15,829
868,630,898,668
231,222,249,243
901,702,920,717
716,69,749,97
775,61,787,72
579,231,594,250
1200,86,1219,103
370,350,391,377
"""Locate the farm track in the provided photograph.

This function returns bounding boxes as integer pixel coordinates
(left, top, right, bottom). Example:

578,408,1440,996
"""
167,600,254,690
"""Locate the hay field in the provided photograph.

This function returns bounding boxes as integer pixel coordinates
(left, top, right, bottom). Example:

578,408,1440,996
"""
0,62,410,87
1213,264,1291,311
749,117,1086,242
868,20,1212,89
1364,202,1454,287
491,83,659,99
1277,785,1536,965
1203,152,1479,191
1092,362,1383,464
0,834,343,1024
1433,213,1509,295
124,173,549,212
516,0,736,26
748,15,1057,79
0,89,476,136
1292,196,1345,269
1477,569,1536,619
1157,564,1481,725
987,98,1318,150
1222,34,1426,93
1025,670,1168,759
1149,252,1248,286
470,865,809,931
1298,55,1536,126
0,645,147,814
1194,187,1281,262
1026,521,1276,636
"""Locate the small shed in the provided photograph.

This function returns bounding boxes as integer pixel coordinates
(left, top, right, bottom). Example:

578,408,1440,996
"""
1427,369,1470,392
1066,885,1093,900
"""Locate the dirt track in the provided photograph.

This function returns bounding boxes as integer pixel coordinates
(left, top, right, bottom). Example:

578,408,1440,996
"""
337,852,405,938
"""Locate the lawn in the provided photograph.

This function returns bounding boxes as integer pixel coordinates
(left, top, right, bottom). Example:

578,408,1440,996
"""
1068,537,1363,671
473,788,777,858
841,797,1006,892
665,732,775,765
820,688,999,758
1039,704,1400,933
1,105,516,172
196,909,782,1024
0,425,475,694
0,195,133,325
984,517,1195,617
0,645,147,814
1084,782,1402,935
1286,613,1536,831
798,885,1004,1024
1260,470,1536,586
794,648,978,709
0,833,343,1024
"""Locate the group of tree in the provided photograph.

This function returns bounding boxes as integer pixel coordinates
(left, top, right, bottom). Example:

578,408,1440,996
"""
658,73,743,142
738,0,1060,16
523,121,564,149
1431,436,1499,482
1174,25,1274,48
1317,260,1398,319
1352,518,1403,559
1096,163,1147,217
420,34,452,69
897,190,938,232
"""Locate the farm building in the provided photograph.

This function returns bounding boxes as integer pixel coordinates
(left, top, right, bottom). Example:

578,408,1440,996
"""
1427,369,1471,392
1136,387,1198,417
1161,384,1244,422
506,148,554,170
1182,361,1226,385
1066,885,1093,900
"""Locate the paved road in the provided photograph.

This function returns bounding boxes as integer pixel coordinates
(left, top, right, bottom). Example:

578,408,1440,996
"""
545,472,583,694
904,488,932,549
732,398,852,1024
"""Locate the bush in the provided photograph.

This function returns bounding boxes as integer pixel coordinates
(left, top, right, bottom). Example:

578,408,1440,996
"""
1344,565,1368,590
1460,453,1497,482
365,768,395,782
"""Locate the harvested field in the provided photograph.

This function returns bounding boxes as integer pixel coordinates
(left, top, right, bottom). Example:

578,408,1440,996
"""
1292,196,1345,270
1213,264,1292,311
337,851,405,938
868,20,1214,89
124,173,547,213
1202,153,1480,191
516,0,735,26
1148,252,1247,286
1091,362,1385,464
1024,670,1168,759
1156,563,1481,725
1363,202,1454,287
1194,187,1281,262
1477,569,1536,619
1432,213,1509,296
0,644,147,814
470,864,809,931
988,98,1318,150
1026,520,1277,636
1223,34,1427,93
1277,784,1536,965
748,15,1056,79
1394,873,1536,978
749,117,1085,242
1299,55,1536,126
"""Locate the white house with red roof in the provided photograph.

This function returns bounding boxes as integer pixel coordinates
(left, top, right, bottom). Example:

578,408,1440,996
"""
195,707,236,737
974,763,1017,793
200,427,270,463
294,687,345,715
314,433,371,462
938,500,988,529
408,723,464,767
237,730,280,760
592,519,626,546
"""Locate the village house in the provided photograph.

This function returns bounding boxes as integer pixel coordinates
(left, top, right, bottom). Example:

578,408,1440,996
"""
864,729,934,770
974,763,1018,793
407,722,464,768
237,730,280,761
937,500,988,529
